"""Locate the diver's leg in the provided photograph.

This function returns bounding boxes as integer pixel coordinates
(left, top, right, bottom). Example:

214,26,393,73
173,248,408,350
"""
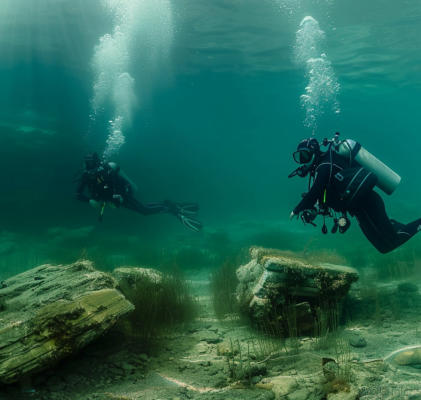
392,218,421,243
123,197,169,215
122,198,202,231
353,191,401,253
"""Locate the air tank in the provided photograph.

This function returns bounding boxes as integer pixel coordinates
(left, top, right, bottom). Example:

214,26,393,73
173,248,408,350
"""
335,139,401,195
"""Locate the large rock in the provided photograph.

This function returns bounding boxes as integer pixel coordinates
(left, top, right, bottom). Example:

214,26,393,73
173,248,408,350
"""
113,266,162,287
236,247,359,333
0,261,134,384
384,345,421,368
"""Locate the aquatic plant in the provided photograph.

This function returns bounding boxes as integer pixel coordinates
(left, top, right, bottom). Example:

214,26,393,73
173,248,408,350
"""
321,337,353,396
282,304,301,354
313,302,340,350
225,338,267,386
210,258,239,319
333,338,353,383
117,270,198,350
248,332,287,360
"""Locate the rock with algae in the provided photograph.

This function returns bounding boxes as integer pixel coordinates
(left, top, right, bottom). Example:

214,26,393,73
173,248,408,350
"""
113,266,162,288
0,261,134,384
384,345,421,368
236,247,359,331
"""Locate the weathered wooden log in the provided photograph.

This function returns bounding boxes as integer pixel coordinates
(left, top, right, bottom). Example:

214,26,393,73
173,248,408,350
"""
0,261,134,384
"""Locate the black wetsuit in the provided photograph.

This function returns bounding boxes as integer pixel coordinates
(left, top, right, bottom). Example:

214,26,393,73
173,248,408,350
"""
76,163,171,215
293,150,421,254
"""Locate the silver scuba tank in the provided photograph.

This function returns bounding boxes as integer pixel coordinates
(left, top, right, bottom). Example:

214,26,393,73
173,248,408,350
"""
335,139,401,195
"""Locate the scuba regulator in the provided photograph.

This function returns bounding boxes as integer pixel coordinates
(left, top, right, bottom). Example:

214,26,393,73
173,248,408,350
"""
299,205,351,235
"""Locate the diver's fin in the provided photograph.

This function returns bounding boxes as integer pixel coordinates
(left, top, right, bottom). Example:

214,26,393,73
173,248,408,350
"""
177,203,199,215
178,214,203,232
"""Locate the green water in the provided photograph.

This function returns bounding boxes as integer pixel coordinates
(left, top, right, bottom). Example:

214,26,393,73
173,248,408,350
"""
0,0,420,278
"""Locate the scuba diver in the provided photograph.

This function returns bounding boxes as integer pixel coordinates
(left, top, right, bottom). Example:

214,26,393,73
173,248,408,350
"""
289,133,421,254
76,153,202,232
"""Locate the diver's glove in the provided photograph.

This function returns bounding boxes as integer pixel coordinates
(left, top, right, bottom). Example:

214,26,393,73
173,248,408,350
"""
164,201,202,232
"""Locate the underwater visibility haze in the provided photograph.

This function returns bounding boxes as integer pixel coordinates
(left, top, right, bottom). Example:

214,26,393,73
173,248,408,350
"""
2,0,421,397
0,0,420,272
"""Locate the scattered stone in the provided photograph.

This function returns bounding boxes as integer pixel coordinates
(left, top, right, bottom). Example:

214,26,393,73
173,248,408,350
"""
267,375,298,398
384,345,421,367
0,261,134,384
347,332,367,348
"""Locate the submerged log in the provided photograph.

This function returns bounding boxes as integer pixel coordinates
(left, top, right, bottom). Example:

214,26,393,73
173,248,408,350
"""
0,261,134,384
236,247,359,334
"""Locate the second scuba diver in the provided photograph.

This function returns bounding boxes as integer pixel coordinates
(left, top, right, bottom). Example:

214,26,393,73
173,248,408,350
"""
76,153,202,232
289,133,421,254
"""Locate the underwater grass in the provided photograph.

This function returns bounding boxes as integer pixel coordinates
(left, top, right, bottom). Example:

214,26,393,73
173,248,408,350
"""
117,270,198,351
224,338,268,386
210,257,240,319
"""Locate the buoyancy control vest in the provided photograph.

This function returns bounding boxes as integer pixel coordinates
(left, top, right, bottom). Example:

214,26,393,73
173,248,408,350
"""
319,135,401,210
331,166,377,209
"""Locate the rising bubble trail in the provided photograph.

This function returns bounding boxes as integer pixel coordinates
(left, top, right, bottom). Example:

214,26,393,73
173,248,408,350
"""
294,16,340,134
90,0,173,160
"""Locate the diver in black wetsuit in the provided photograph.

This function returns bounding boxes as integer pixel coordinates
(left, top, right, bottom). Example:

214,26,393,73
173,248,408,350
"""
76,153,202,232
289,137,421,254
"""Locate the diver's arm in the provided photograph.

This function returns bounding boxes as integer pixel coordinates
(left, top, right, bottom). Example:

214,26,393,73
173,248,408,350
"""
292,165,330,214
76,174,89,202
